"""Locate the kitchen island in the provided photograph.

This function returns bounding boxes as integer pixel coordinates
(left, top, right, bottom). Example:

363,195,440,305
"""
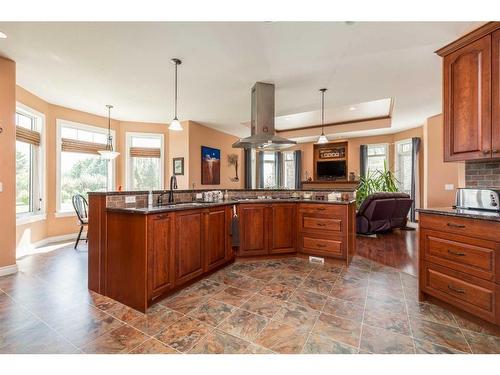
88,192,356,312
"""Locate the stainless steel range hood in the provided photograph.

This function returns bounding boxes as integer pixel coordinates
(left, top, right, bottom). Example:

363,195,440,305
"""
232,82,296,150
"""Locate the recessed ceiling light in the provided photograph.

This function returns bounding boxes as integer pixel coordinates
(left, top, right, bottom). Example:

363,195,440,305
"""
0,31,7,39
349,106,356,111
345,21,356,26
285,117,291,121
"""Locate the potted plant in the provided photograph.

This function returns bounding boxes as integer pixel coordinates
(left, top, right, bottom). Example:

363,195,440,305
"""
356,162,399,207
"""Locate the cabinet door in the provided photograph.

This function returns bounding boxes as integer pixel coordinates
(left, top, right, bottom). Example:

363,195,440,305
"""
147,213,174,299
268,203,296,254
443,35,491,161
205,207,228,271
492,29,500,156
239,204,268,256
175,211,204,285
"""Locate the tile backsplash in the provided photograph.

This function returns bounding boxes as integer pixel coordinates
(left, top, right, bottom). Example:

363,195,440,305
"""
105,189,352,209
465,161,500,188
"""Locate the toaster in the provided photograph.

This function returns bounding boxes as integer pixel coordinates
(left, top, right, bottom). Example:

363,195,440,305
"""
455,188,500,211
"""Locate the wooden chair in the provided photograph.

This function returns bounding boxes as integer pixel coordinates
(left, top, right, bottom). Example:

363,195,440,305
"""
72,194,89,250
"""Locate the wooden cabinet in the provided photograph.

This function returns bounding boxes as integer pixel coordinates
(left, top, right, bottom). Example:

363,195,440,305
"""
239,204,269,256
147,213,174,299
175,210,205,285
492,29,500,155
438,22,500,162
297,203,347,259
205,206,230,271
239,203,296,256
419,212,500,324
268,203,296,254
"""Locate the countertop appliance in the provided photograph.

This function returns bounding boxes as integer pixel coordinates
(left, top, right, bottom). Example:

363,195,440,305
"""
455,188,500,211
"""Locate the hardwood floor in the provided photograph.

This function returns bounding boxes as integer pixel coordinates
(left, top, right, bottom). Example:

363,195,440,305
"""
356,229,418,276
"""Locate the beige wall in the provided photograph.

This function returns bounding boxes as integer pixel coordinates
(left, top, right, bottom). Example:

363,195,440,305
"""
187,121,244,190
0,58,17,269
423,114,464,208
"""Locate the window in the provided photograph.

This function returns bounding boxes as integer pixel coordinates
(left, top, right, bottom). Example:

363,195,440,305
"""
367,144,389,173
57,120,114,213
126,132,164,191
282,151,296,189
15,106,44,217
395,139,413,195
263,152,277,188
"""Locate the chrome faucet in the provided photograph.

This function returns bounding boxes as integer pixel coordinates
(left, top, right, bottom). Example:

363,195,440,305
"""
168,175,178,203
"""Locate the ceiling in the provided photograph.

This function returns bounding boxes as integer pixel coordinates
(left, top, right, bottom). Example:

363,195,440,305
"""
0,21,483,139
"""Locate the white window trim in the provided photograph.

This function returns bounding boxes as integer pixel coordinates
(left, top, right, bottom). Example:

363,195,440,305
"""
125,132,164,191
15,102,46,222
367,143,389,172
56,119,116,214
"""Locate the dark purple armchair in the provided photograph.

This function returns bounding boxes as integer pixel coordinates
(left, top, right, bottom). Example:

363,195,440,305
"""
356,192,413,235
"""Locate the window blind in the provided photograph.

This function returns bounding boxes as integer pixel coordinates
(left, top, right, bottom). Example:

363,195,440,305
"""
16,126,41,146
61,138,107,154
129,147,161,158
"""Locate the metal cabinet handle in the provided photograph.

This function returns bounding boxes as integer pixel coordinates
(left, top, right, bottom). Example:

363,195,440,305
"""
316,223,327,227
447,223,465,229
316,243,327,248
156,214,169,219
447,284,465,294
448,249,466,256
493,149,500,153
482,149,491,154
316,207,326,211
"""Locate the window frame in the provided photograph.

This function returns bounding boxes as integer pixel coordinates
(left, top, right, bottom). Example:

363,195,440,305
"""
56,119,116,214
282,151,296,190
125,131,165,191
367,143,389,173
395,138,413,194
15,102,46,224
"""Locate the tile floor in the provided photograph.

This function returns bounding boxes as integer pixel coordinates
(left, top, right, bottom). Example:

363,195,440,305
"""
1,242,499,354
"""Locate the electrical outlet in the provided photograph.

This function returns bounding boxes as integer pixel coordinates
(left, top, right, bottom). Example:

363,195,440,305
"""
309,256,324,265
125,195,136,204
445,184,455,191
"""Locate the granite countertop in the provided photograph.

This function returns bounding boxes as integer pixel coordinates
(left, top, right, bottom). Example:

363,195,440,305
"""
418,207,500,222
106,198,356,215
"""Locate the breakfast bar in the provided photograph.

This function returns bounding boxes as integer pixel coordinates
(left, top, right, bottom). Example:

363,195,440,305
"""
87,191,356,312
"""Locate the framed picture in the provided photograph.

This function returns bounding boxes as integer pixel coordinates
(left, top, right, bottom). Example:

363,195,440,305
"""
173,157,184,175
201,146,221,185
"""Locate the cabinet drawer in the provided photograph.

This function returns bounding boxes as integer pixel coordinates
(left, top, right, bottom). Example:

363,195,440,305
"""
421,262,497,323
301,234,342,257
302,216,342,232
298,204,346,217
420,213,500,242
421,229,496,281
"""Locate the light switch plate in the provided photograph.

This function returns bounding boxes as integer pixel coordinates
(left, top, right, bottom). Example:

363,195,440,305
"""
125,195,136,203
445,184,455,191
0,182,2,192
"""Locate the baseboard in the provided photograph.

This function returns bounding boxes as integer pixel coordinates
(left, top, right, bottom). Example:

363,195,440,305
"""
16,232,81,258
0,264,18,277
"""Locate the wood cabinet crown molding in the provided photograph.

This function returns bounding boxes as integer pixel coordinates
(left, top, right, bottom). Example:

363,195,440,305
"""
436,22,500,57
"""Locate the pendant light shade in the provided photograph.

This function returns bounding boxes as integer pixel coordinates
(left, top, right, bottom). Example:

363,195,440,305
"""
316,88,329,144
98,105,120,160
169,58,183,131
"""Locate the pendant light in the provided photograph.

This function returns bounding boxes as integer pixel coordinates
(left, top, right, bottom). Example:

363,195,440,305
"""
317,88,329,144
169,58,183,131
98,105,120,160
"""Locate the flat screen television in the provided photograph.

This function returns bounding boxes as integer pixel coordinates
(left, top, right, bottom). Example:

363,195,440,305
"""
316,160,346,180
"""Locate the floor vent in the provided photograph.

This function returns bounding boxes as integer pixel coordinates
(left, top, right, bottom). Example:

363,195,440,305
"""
308,256,325,265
